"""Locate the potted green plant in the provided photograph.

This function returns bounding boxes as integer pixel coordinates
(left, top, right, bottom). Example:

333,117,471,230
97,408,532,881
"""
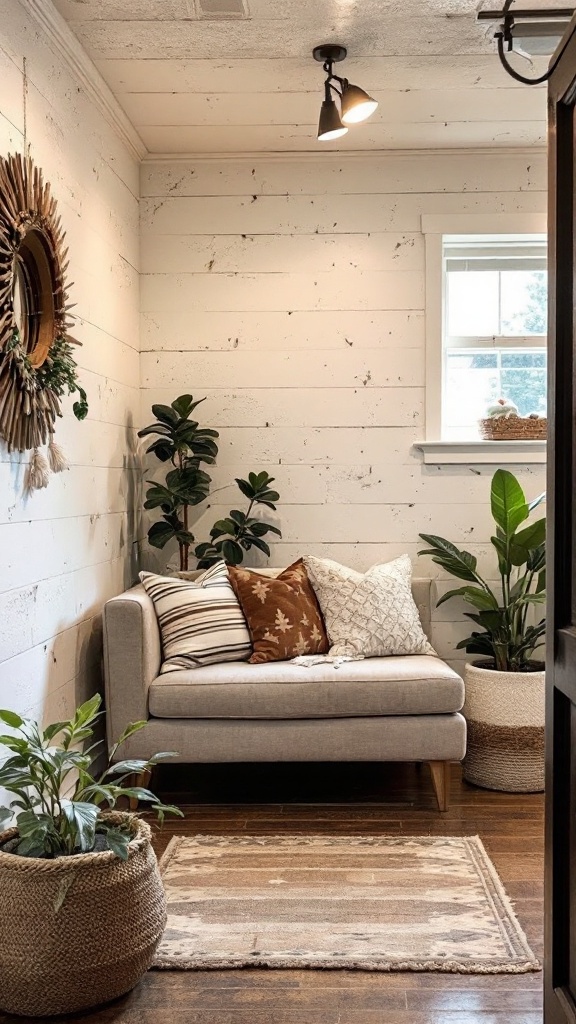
195,470,282,567
138,394,219,571
0,695,182,1017
419,468,545,793
139,395,282,571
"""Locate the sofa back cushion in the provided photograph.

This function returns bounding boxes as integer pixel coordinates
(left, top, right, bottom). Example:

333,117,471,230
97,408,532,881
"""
227,559,329,665
140,561,251,673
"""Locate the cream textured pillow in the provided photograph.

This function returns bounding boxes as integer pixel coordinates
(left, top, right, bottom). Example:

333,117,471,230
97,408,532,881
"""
140,560,251,673
303,554,436,659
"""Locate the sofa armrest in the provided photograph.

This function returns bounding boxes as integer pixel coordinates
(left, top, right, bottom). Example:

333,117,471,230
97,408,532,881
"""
102,584,161,754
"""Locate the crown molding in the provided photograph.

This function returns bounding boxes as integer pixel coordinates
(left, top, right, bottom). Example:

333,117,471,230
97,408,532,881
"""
142,145,547,164
24,0,147,162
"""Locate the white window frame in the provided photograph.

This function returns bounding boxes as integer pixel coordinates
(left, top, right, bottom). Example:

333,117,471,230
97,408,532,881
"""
416,212,548,465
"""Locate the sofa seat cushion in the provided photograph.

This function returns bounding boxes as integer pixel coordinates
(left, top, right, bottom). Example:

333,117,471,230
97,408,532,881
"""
148,655,464,720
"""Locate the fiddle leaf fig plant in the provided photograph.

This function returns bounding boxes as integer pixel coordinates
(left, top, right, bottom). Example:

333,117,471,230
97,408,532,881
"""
418,469,545,673
195,471,282,568
0,695,182,860
140,395,282,570
138,394,219,571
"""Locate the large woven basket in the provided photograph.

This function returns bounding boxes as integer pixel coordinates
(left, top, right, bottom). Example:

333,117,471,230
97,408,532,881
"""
0,812,166,1017
479,416,547,441
463,661,545,793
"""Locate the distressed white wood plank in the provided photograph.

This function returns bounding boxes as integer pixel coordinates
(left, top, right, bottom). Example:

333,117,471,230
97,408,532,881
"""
141,190,547,236
260,541,504,576
145,462,544,510
325,463,545,505
122,88,546,129
186,500,504,545
142,348,424,390
0,514,135,595
140,232,424,275
139,120,546,155
142,153,547,198
73,323,140,387
0,466,137,525
140,309,425,352
141,386,424,427
97,55,549,96
0,109,23,153
210,426,423,465
0,557,131,664
0,44,24,133
140,270,424,313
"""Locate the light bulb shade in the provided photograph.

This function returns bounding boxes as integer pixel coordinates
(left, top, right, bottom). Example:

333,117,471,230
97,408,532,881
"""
341,83,378,124
317,98,348,141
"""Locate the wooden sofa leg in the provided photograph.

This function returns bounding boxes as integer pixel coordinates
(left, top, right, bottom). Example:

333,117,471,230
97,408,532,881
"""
129,768,151,812
428,761,451,812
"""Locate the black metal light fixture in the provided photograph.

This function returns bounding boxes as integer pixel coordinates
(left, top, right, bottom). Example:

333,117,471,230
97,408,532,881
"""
477,2,574,84
313,44,378,141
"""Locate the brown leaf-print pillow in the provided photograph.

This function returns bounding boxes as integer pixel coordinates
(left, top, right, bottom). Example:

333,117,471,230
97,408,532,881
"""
227,560,329,665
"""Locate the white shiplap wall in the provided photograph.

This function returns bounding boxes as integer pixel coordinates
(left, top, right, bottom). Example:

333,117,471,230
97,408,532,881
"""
0,1,140,728
141,150,547,674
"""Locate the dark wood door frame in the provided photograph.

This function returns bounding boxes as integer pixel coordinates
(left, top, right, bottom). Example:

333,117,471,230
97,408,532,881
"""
546,15,576,1023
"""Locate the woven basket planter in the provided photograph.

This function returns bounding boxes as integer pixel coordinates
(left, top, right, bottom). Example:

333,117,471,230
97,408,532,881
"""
0,812,166,1017
463,661,545,793
479,416,547,441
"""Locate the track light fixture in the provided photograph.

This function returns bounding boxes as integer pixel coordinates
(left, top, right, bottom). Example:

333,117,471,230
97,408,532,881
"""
477,2,574,84
313,44,378,142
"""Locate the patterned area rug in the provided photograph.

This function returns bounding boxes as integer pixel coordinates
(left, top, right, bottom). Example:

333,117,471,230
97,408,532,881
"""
154,834,540,973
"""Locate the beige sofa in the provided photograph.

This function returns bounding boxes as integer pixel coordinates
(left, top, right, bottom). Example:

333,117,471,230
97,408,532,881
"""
102,571,466,811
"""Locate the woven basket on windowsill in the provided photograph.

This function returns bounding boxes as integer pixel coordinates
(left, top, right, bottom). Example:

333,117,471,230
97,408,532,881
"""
479,416,547,441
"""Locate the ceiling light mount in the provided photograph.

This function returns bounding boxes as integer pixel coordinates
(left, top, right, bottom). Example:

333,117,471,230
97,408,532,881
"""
312,44,347,64
477,1,574,84
313,43,378,142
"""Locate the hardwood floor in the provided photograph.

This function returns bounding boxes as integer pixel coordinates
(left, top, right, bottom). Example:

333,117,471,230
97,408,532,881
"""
0,762,544,1023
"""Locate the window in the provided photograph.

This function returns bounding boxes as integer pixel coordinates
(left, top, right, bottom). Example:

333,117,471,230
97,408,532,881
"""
441,234,547,441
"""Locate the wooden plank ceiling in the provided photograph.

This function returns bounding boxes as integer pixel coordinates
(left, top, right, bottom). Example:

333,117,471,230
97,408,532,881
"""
53,0,550,154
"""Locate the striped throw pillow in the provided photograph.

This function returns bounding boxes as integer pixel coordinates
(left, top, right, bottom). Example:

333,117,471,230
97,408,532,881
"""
140,561,251,673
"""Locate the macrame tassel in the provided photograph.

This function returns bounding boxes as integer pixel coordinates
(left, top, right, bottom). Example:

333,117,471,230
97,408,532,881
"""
47,436,69,473
25,447,50,493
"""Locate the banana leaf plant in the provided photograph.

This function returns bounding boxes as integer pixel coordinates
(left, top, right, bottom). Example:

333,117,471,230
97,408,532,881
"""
195,471,282,567
138,394,219,571
0,695,182,860
418,469,545,672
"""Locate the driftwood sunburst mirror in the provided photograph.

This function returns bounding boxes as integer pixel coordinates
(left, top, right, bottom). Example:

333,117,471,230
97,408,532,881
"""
0,153,87,488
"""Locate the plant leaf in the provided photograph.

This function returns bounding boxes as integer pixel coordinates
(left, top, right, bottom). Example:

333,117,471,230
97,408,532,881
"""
151,403,179,427
418,535,478,582
514,518,546,552
222,539,243,564
148,521,177,549
235,477,255,501
436,586,498,611
138,423,172,438
171,394,205,419
0,710,24,729
61,801,99,852
247,536,271,556
104,827,131,861
490,469,528,538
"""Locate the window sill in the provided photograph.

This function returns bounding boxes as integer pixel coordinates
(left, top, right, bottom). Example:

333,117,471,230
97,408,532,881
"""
413,440,546,465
